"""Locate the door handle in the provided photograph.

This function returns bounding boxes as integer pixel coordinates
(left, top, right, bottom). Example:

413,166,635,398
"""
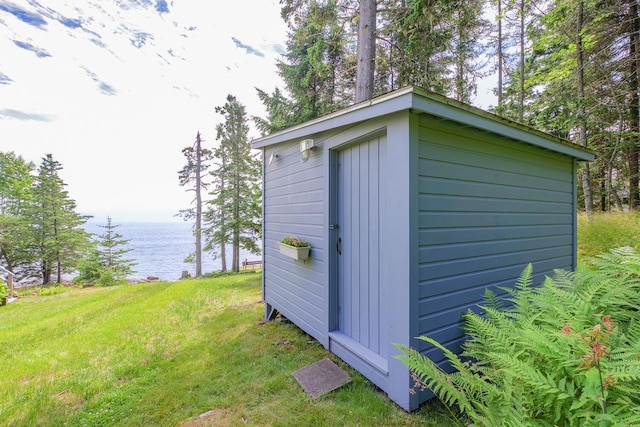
336,237,342,256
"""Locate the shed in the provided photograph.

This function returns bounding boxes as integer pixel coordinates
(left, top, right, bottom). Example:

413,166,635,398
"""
252,86,594,411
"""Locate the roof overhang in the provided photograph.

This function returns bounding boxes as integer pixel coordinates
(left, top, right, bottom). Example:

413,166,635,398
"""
251,86,595,162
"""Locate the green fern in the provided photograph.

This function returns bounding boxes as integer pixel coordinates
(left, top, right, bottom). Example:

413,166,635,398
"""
396,247,640,425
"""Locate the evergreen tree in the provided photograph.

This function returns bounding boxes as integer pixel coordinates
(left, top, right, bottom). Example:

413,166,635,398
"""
76,218,135,286
279,0,351,120
177,131,212,276
95,217,135,280
97,217,136,284
30,154,91,284
0,152,35,278
206,95,261,273
260,0,490,133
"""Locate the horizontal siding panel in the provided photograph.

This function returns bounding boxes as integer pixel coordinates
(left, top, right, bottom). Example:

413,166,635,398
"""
265,244,325,272
266,189,324,206
419,159,572,193
419,135,571,180
266,201,324,215
419,212,572,228
264,281,323,321
265,177,324,198
417,301,474,333
266,225,324,243
418,235,572,263
418,224,572,245
264,213,325,227
418,194,571,214
419,248,572,281
418,270,555,317
419,116,572,171
266,158,323,178
419,176,571,203
418,257,572,299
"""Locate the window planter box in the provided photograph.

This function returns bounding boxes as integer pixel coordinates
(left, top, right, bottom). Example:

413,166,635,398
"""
279,242,310,261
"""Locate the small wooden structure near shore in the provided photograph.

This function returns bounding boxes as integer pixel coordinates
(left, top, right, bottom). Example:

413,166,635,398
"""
253,86,594,410
1,265,16,305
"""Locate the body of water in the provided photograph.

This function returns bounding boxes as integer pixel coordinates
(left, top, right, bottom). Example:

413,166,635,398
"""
83,221,260,281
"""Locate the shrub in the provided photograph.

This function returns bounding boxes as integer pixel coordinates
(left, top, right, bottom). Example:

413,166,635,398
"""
396,247,640,426
74,249,127,287
0,282,7,305
38,285,70,296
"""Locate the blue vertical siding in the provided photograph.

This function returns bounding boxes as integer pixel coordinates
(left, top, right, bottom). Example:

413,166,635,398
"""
262,140,327,343
336,136,386,360
414,115,576,357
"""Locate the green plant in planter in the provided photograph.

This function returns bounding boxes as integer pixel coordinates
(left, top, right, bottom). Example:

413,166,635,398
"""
280,236,309,247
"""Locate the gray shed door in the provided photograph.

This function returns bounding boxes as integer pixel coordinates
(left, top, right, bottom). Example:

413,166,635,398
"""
335,135,388,368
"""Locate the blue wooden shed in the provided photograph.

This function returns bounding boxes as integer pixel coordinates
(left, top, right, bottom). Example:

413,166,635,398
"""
252,86,594,411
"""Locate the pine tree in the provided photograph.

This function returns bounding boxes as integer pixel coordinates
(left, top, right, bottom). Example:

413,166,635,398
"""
177,131,212,276
206,95,261,273
95,217,135,279
0,152,35,278
30,154,91,284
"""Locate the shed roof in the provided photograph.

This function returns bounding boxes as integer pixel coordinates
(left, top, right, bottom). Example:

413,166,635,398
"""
251,86,595,161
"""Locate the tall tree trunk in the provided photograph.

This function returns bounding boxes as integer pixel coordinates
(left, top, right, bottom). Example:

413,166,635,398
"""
195,132,203,276
455,22,464,102
600,167,607,211
518,0,525,122
219,194,227,273
355,0,376,102
41,260,50,285
576,1,593,214
56,255,62,284
232,174,240,273
497,0,503,107
629,0,640,210
609,162,625,211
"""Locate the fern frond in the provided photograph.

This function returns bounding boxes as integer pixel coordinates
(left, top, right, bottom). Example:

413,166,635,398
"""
394,340,475,416
482,288,503,311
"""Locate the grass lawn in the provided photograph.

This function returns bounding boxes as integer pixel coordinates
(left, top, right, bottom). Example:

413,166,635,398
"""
0,272,458,426
577,211,640,261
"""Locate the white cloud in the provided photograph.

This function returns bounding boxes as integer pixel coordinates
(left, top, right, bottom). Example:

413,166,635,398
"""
0,0,287,222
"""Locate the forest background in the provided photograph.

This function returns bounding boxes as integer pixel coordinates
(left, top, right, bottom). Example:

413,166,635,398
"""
2,0,639,285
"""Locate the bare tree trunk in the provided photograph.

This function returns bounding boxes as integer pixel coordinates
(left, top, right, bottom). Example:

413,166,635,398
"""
518,0,525,122
194,132,203,276
609,130,625,211
497,0,503,107
232,175,240,273
629,0,640,210
609,165,624,211
600,167,606,211
355,0,376,102
219,193,227,273
576,1,593,214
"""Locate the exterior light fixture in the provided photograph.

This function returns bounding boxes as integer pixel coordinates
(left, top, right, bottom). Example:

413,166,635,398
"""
300,139,316,163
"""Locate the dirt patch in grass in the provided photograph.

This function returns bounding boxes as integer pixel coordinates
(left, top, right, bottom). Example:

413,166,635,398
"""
177,408,239,427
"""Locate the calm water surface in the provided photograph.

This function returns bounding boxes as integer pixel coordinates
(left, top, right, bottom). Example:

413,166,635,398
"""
84,221,259,281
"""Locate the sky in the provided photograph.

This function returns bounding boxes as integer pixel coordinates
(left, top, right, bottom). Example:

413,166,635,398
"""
0,0,288,222
1,1,498,224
